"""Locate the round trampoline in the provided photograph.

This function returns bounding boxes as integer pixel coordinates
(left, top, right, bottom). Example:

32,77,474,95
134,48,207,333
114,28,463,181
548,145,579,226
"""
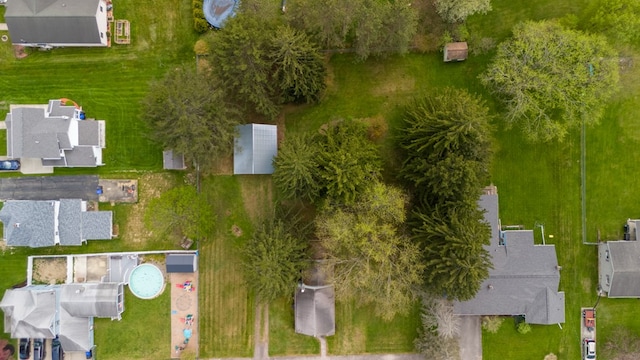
128,264,165,299
203,0,238,28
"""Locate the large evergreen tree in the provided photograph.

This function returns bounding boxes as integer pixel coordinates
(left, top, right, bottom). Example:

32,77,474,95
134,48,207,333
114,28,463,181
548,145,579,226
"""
142,65,239,167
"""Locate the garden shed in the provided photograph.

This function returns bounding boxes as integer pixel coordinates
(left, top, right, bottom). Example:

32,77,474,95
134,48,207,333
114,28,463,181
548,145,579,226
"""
444,42,468,62
166,253,198,273
162,150,186,170
294,284,335,337
233,124,278,175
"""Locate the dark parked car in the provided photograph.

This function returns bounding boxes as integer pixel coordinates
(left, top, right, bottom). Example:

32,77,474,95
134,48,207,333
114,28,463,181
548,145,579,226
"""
0,160,20,170
51,336,63,360
33,338,45,360
18,338,30,360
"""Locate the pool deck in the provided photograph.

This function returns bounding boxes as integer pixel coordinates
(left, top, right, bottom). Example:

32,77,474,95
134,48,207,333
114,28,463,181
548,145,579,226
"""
170,272,199,358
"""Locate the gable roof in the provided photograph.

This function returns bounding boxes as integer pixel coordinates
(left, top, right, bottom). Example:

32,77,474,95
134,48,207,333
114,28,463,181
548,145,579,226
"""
163,150,186,170
444,42,468,62
234,124,278,175
0,288,57,339
166,253,198,273
453,190,565,324
0,200,56,247
599,241,640,297
5,0,107,46
294,286,335,337
6,100,105,167
0,199,113,247
60,283,123,318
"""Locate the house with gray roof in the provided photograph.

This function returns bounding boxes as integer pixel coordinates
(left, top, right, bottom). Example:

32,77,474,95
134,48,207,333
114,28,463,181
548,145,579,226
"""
453,188,565,325
5,0,109,48
598,240,640,298
5,99,106,168
234,124,278,175
0,199,113,247
0,283,123,353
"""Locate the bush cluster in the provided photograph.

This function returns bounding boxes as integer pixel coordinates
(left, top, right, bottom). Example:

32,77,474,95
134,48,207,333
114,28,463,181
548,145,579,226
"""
192,0,209,33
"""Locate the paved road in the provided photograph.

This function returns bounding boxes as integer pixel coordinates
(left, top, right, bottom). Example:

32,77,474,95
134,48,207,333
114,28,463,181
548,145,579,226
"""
0,175,99,201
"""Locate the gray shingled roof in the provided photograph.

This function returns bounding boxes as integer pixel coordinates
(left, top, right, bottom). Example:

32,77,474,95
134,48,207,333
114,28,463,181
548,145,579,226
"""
295,286,335,337
6,100,104,167
453,193,565,325
234,124,278,175
0,200,56,247
0,199,112,247
58,199,83,245
57,307,93,352
166,254,197,273
0,288,57,339
5,0,105,45
78,121,100,146
60,283,122,318
82,211,112,240
600,241,640,297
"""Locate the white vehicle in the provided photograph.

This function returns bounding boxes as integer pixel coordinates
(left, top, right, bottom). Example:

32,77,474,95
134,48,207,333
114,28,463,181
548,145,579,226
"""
583,338,596,360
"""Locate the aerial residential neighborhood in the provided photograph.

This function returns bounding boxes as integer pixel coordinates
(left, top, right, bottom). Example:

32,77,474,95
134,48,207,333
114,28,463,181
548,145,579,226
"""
0,0,639,359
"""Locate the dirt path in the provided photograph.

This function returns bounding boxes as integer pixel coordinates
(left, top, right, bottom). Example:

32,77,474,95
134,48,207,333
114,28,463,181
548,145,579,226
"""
254,303,269,360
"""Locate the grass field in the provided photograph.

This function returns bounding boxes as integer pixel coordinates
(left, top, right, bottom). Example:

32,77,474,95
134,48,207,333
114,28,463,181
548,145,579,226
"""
1,0,640,357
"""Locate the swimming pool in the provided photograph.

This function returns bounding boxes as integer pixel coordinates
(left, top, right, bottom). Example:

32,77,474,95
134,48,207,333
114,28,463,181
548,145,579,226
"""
128,264,165,299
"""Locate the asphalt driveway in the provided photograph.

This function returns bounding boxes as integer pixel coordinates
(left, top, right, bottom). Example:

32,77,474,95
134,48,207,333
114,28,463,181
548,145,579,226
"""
0,175,99,201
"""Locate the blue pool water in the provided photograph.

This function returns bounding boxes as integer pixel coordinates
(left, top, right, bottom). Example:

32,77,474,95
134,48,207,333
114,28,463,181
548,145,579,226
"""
128,264,165,299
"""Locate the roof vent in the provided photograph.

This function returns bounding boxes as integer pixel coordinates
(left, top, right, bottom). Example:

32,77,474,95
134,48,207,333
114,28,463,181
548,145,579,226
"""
13,223,20,228
488,284,494,290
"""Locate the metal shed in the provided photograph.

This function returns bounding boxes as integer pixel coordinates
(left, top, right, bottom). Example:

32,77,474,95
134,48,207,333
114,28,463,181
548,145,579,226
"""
294,284,335,337
162,150,186,170
233,124,278,175
166,253,198,273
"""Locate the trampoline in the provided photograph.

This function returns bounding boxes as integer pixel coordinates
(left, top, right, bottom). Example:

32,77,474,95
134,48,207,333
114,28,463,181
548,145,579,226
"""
203,0,238,28
128,264,165,299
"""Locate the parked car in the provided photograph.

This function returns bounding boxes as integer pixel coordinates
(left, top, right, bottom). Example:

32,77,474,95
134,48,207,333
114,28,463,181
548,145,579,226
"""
583,308,596,331
18,338,30,360
51,336,64,360
33,338,45,360
584,338,596,360
0,160,20,170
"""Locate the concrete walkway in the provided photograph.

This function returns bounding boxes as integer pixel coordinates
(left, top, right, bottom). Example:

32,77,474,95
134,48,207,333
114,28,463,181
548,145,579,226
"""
458,316,482,360
0,23,7,31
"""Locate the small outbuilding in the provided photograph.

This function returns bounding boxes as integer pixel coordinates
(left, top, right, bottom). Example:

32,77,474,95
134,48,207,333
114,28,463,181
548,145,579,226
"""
166,253,198,273
162,150,186,170
294,284,335,337
444,42,468,62
233,124,278,175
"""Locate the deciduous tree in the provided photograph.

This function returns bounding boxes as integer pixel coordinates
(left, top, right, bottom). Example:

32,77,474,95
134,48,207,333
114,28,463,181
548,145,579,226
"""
589,0,640,46
144,185,214,239
434,0,491,23
481,20,619,142
316,182,424,321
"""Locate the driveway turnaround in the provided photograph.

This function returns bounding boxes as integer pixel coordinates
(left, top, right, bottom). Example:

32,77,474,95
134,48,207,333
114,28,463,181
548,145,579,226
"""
0,175,99,201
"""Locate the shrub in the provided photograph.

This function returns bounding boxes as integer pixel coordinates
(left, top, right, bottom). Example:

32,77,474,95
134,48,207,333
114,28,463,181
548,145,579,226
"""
194,18,210,33
517,321,532,335
194,39,209,55
193,8,205,19
192,0,203,9
481,316,504,334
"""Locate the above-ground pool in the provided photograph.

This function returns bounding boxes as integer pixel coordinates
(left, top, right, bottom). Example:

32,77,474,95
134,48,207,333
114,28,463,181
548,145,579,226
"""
203,0,238,28
128,264,165,299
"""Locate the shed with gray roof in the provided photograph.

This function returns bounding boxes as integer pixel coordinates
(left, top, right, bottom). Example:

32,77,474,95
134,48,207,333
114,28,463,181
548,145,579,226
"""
234,124,278,175
599,240,640,298
0,199,113,247
453,188,565,325
5,99,106,168
294,285,335,337
166,253,198,273
5,0,109,48
163,150,187,170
